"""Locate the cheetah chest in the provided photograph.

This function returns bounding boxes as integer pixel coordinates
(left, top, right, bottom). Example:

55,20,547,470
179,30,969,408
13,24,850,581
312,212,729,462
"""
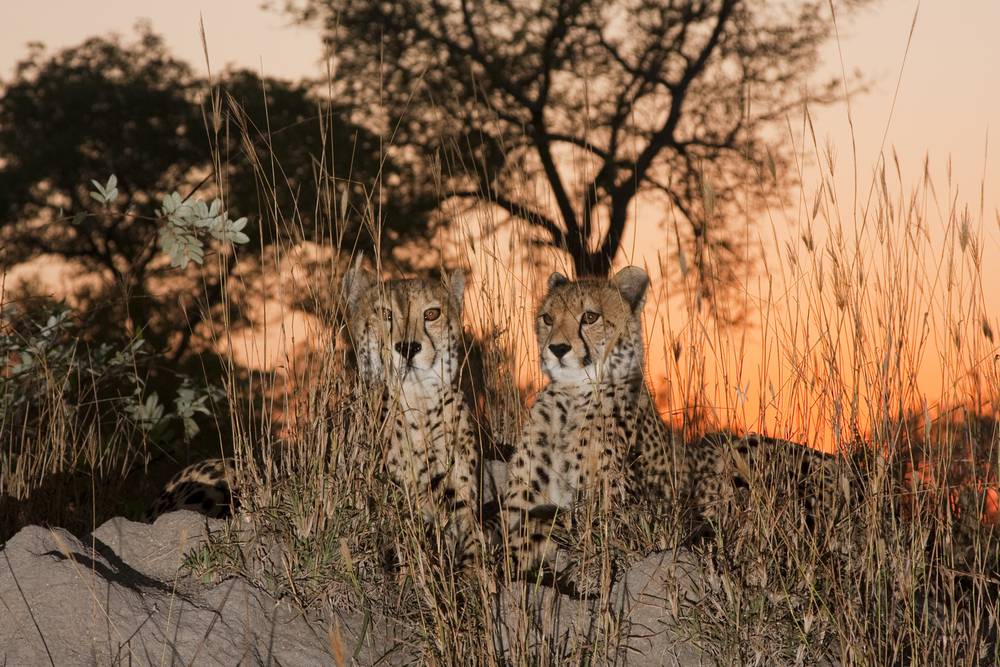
387,406,458,482
381,386,477,513
528,387,632,508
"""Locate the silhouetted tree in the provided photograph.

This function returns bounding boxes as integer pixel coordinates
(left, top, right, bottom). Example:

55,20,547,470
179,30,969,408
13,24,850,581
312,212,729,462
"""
283,0,870,281
214,69,438,251
0,28,201,286
0,26,436,357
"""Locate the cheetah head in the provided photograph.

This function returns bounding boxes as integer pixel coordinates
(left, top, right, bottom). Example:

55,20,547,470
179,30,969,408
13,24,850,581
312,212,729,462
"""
535,266,649,385
343,258,466,387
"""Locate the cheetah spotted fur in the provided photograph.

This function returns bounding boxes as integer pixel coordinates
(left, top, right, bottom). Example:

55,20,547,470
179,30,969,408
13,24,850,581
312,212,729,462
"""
502,267,855,578
145,457,235,521
343,259,482,570
146,262,484,576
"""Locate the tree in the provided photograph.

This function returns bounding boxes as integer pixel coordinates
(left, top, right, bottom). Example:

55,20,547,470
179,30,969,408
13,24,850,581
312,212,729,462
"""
0,28,203,300
212,69,438,252
283,0,867,280
0,26,436,357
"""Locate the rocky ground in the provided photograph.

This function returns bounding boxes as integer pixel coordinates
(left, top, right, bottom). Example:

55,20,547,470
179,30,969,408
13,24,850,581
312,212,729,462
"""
0,509,714,665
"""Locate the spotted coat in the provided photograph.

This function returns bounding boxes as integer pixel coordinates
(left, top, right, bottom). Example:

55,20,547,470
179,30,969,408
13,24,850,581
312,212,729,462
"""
503,267,854,578
344,261,482,569
145,457,235,521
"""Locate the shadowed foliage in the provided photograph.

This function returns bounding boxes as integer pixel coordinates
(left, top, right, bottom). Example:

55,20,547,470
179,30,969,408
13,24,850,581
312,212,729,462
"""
0,25,437,359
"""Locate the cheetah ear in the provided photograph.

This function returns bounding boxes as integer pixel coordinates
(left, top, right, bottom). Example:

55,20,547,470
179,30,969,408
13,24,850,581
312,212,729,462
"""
546,272,569,293
446,269,466,311
611,266,649,311
342,254,374,315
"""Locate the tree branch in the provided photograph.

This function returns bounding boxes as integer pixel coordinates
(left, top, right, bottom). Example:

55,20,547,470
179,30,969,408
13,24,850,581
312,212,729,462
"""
621,0,737,198
451,188,565,248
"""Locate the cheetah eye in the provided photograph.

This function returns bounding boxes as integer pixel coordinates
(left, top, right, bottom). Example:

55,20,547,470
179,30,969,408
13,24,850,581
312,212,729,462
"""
581,311,601,325
424,307,441,322
540,313,553,326
381,307,393,322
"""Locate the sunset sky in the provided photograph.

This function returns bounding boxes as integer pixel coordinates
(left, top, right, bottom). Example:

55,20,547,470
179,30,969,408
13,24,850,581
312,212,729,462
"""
3,1,996,251
2,1,998,442
2,1,997,215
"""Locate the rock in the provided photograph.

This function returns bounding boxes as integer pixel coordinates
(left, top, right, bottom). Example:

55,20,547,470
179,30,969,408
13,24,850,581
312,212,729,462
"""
610,549,714,665
481,459,508,506
1,506,712,665
494,550,713,665
0,512,410,666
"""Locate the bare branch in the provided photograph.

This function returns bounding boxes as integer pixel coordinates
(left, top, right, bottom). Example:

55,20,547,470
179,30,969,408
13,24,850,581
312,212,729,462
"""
451,189,566,248
307,0,870,278
623,0,738,198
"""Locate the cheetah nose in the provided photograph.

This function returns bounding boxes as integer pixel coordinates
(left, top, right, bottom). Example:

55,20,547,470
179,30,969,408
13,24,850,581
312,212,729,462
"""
548,343,571,359
394,341,422,361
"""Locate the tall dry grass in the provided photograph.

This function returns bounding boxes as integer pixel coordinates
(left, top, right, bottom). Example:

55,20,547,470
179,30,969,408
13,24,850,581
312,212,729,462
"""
180,78,1000,662
2,42,999,665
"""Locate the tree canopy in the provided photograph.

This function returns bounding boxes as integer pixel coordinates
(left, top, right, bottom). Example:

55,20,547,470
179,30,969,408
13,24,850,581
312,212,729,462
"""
283,0,869,283
0,25,436,357
0,29,202,275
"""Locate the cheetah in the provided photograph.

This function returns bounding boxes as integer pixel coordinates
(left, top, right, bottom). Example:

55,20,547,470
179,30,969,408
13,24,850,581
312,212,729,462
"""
145,457,235,521
342,259,483,570
146,262,485,575
502,267,855,580
501,266,668,577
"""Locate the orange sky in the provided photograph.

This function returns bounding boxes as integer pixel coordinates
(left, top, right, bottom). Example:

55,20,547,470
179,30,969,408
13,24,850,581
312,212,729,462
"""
2,1,997,216
2,1,998,445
